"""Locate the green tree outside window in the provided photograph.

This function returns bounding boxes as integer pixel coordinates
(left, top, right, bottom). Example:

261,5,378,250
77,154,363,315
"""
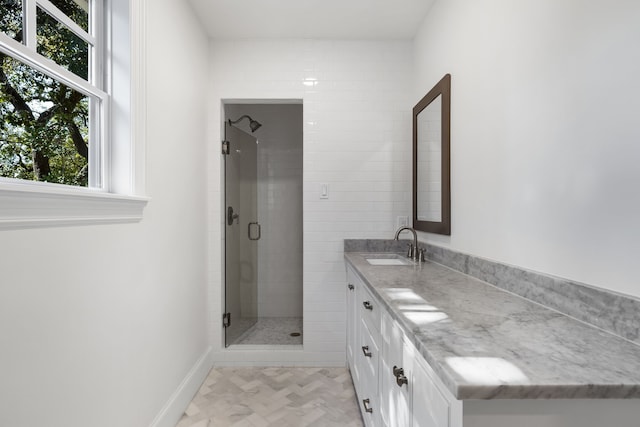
1,0,91,186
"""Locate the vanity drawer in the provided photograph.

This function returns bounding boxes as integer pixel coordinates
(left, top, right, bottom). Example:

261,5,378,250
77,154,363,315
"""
359,318,380,384
359,282,381,335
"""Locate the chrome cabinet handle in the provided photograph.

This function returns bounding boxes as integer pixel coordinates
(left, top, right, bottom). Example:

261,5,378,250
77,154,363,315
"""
248,222,261,240
362,398,373,413
362,346,372,357
348,284,354,291
363,301,373,310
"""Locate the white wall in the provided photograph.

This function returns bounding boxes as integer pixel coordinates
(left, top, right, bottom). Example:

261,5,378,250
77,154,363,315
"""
413,0,640,298
209,40,413,365
0,2,211,426
226,103,304,319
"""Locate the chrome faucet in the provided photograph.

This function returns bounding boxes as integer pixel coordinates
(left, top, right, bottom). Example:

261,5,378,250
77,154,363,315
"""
394,226,420,261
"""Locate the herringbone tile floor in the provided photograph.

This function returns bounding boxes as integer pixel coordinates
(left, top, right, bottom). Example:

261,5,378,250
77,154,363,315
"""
176,367,363,427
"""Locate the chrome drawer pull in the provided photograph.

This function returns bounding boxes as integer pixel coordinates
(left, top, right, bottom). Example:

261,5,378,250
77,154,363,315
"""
362,398,373,413
362,345,372,357
363,301,373,310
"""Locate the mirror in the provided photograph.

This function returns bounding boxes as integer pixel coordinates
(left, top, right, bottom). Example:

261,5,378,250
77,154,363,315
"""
413,74,451,235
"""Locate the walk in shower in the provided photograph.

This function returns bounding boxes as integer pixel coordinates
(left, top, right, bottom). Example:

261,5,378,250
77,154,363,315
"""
223,102,303,347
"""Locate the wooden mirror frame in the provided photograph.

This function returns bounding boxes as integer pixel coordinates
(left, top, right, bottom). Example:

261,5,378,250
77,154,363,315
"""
413,73,451,235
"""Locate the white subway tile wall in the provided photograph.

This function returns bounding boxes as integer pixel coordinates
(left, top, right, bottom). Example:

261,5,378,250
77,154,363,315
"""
208,40,413,365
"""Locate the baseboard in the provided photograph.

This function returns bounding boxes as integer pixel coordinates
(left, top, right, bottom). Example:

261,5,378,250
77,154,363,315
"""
149,346,213,427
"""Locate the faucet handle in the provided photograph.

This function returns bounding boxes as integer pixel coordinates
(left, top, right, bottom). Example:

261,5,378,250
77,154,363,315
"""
406,243,414,258
418,248,426,263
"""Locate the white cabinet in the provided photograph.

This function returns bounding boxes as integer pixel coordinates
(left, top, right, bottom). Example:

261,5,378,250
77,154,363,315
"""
358,318,381,427
380,311,412,427
347,263,640,427
346,267,358,373
411,350,463,427
380,310,461,427
347,266,382,427
347,270,461,427
412,355,451,427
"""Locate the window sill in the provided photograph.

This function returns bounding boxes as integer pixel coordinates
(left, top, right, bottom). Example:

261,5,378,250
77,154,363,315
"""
0,180,149,230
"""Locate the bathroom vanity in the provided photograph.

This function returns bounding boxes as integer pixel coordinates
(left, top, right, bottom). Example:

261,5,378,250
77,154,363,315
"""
345,247,640,427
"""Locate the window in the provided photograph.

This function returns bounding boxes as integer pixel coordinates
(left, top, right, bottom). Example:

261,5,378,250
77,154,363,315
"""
1,0,105,187
0,0,148,228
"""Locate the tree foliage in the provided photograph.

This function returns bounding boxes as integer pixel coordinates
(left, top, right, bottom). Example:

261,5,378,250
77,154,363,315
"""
0,0,91,186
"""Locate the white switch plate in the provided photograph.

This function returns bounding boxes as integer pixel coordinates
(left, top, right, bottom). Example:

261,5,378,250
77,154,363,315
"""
320,183,329,199
397,216,408,228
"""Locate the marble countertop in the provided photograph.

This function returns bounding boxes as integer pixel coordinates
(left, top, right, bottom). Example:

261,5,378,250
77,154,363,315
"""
345,252,640,400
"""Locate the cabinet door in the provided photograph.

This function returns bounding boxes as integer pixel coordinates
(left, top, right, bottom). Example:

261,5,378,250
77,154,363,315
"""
358,370,381,427
380,311,412,427
346,267,358,371
356,294,382,426
411,351,452,427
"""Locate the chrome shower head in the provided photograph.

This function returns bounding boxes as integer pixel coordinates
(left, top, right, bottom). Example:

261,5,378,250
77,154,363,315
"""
228,115,262,133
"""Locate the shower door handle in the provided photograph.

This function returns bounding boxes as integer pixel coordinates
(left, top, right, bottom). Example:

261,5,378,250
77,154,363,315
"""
248,222,261,240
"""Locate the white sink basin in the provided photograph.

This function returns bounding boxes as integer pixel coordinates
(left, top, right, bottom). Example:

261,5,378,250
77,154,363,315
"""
365,254,412,266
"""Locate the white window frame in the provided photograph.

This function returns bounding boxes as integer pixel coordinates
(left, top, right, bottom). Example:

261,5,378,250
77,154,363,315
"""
0,0,148,229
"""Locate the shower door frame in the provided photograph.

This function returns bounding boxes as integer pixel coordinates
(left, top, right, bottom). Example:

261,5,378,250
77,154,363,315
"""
219,99,305,353
223,122,259,347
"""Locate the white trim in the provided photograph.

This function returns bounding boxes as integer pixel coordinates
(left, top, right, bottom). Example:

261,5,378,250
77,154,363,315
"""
91,0,103,88
0,179,148,230
223,98,303,105
0,0,148,227
37,0,96,46
0,31,109,191
102,0,114,191
88,94,105,188
0,33,107,99
129,0,147,195
23,0,37,48
148,347,213,427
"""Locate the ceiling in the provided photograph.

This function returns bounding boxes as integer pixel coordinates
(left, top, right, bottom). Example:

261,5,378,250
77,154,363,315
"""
187,0,436,40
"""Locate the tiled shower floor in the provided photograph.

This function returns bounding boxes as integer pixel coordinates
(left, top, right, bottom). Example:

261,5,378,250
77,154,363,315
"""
232,317,303,345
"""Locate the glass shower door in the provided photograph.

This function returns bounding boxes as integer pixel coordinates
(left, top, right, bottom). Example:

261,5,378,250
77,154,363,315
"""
224,123,259,346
